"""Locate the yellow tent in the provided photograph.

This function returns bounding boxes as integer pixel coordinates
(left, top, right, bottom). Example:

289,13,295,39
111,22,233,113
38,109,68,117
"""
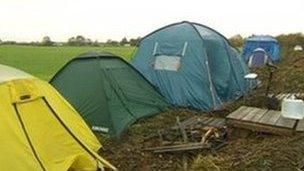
0,64,116,171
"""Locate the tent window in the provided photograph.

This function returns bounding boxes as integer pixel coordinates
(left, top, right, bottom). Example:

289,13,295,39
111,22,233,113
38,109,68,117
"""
152,41,188,71
154,55,181,71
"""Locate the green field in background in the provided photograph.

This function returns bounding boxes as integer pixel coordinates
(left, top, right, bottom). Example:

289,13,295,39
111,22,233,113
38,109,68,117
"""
0,45,136,80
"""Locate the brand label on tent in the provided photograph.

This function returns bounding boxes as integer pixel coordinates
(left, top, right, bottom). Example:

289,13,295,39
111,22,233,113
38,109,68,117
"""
92,126,109,133
154,55,181,71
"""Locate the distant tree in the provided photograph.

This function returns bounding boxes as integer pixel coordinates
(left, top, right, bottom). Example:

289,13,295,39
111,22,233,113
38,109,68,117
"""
3,41,17,45
276,33,304,56
276,33,304,48
0,38,2,44
229,34,244,48
120,37,128,46
67,37,76,46
67,35,90,46
41,36,53,46
106,39,119,46
75,35,86,46
106,39,111,44
129,37,141,46
85,38,92,45
30,41,40,46
92,40,100,46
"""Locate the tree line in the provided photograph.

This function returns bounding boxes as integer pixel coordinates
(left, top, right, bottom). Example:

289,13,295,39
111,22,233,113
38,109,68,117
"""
0,36,141,47
228,33,304,49
0,33,303,48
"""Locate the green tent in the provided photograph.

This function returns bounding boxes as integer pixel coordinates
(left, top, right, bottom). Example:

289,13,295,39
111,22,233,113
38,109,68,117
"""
50,52,169,137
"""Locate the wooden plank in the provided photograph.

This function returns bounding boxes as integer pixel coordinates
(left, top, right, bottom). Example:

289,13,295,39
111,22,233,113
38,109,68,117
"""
258,110,281,125
296,93,303,98
208,118,225,127
217,119,226,126
226,106,252,120
202,117,215,125
296,119,304,132
268,93,274,98
181,117,198,127
226,106,246,119
145,142,211,153
277,93,285,100
226,106,303,135
273,93,304,100
281,93,287,100
241,107,258,121
227,119,295,136
207,118,218,125
242,107,267,122
171,116,226,130
257,110,274,124
275,93,281,99
282,94,289,99
171,117,198,129
275,115,297,129
250,108,268,122
280,93,287,100
281,93,288,99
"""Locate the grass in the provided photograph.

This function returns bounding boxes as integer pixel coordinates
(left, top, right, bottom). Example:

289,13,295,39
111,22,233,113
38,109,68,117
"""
0,45,136,80
1,44,304,170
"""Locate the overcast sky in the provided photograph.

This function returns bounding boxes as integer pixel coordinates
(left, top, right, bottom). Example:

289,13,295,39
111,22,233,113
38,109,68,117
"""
0,0,303,42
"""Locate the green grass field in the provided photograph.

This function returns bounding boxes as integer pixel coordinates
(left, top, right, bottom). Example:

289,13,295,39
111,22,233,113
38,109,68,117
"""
1,44,304,170
0,45,136,80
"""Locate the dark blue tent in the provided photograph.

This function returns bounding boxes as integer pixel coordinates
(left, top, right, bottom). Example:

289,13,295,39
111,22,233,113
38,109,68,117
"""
132,21,250,111
242,35,280,61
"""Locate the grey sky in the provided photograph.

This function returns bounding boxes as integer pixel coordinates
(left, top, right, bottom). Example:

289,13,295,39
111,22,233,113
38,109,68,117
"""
0,0,303,42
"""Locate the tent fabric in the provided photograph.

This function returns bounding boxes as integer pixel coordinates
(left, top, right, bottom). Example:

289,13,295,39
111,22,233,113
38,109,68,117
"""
242,35,280,61
50,52,169,137
131,21,249,111
0,64,116,171
0,64,34,82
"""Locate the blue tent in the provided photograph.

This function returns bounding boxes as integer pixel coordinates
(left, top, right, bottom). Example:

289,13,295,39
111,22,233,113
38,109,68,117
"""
242,35,280,61
132,21,250,110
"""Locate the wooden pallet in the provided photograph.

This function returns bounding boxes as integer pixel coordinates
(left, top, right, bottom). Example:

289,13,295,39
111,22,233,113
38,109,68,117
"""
226,106,304,135
268,93,304,101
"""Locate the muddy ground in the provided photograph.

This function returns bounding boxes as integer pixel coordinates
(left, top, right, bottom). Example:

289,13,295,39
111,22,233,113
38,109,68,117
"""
100,49,304,171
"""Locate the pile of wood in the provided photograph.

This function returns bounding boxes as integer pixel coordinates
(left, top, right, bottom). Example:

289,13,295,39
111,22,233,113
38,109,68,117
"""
145,116,227,154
